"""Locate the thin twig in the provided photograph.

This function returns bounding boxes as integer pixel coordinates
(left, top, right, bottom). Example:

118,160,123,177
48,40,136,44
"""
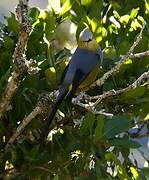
92,71,149,107
4,22,148,151
73,71,149,111
5,66,149,150
129,50,149,59
93,23,146,87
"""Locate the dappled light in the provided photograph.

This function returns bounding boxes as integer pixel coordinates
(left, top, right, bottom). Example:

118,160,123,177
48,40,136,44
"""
0,0,149,179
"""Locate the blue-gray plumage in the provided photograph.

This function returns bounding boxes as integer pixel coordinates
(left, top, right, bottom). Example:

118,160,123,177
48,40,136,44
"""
63,48,100,83
59,47,102,98
39,29,103,147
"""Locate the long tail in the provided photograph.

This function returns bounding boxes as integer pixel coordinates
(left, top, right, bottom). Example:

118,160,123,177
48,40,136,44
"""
39,89,67,148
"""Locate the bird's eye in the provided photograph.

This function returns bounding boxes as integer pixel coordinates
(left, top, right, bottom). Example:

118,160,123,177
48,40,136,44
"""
83,38,92,42
87,38,92,42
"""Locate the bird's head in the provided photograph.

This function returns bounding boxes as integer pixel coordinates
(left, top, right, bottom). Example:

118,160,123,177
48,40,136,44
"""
78,28,99,51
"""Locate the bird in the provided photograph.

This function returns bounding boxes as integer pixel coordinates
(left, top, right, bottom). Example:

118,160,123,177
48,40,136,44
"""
39,28,103,146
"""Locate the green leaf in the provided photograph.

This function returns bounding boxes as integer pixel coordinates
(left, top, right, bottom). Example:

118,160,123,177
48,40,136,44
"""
142,167,149,178
130,8,139,19
95,160,104,179
121,86,145,100
0,51,11,76
3,36,14,51
76,21,87,42
109,138,141,149
59,0,74,17
53,175,59,180
45,67,57,88
44,11,56,41
94,115,104,141
119,15,130,24
88,0,103,19
130,166,139,179
81,112,95,135
29,7,40,23
70,1,85,23
7,13,19,35
28,146,39,160
145,0,149,14
103,116,131,139
118,40,130,55
81,0,92,6
0,69,10,94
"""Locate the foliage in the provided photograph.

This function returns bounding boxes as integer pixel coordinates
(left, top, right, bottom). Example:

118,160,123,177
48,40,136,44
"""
0,0,149,179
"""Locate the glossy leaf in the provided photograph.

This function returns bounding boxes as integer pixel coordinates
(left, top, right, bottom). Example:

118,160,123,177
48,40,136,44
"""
0,0,148,179
44,11,56,41
109,138,141,149
81,112,95,135
94,115,104,141
59,0,74,17
29,7,40,23
7,13,19,35
103,116,131,139
121,86,145,100
130,8,139,19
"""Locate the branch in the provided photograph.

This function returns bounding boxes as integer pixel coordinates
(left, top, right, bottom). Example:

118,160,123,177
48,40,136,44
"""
4,70,148,151
92,71,149,107
129,50,149,59
5,106,41,150
5,92,56,150
3,21,148,151
73,71,149,111
0,0,33,119
93,23,146,88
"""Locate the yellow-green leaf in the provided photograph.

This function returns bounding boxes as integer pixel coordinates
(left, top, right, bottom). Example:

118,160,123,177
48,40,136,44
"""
130,8,139,19
59,0,73,16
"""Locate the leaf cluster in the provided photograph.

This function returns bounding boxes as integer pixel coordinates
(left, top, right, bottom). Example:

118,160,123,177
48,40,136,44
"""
0,0,149,179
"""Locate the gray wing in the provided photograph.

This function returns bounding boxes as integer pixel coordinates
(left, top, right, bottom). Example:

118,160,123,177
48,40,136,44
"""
61,48,101,98
63,47,101,83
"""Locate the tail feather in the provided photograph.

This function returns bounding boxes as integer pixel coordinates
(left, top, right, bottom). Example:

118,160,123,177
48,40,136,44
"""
39,88,68,148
